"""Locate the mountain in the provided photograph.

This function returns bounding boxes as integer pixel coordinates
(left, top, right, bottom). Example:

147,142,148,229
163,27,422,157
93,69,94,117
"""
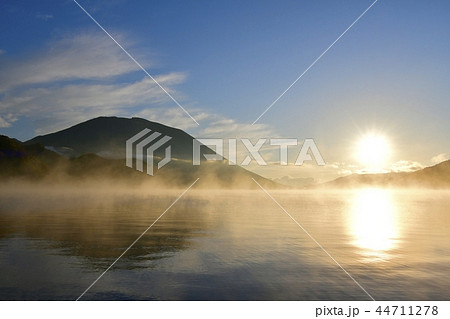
2,117,282,189
322,160,450,188
25,116,209,160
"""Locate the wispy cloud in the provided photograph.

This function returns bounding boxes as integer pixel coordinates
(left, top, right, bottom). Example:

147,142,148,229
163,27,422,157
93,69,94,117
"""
0,32,140,92
0,74,187,134
137,107,276,162
0,31,187,132
431,153,448,164
0,113,17,128
0,116,11,128
135,107,209,131
390,160,424,172
0,30,276,141
198,118,273,139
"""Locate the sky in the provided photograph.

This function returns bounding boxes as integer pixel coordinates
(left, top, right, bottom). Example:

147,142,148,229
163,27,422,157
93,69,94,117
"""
0,0,449,182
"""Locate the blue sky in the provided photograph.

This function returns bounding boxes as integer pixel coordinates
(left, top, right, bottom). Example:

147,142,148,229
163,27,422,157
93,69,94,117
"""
0,0,449,181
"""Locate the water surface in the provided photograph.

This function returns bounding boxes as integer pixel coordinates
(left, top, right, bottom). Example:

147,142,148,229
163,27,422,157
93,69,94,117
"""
0,188,449,300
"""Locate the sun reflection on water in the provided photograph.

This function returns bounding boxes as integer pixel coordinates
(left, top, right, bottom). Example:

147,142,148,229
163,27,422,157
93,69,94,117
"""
348,188,401,261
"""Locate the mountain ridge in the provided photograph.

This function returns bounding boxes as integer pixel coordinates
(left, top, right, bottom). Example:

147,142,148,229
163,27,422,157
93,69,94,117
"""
2,116,284,189
318,160,450,189
25,116,203,160
3,116,449,189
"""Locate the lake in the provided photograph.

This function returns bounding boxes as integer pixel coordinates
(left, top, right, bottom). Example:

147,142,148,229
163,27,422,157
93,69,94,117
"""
0,187,449,300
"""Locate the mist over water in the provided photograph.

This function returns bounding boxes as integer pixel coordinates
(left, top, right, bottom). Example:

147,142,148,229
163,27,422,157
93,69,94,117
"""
0,183,449,300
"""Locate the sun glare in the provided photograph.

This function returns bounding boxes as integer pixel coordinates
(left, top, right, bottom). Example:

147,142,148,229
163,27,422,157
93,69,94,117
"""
348,189,400,261
355,133,391,169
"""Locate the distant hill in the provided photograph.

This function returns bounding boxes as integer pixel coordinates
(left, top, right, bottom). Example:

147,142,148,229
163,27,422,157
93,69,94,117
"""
0,135,62,179
322,160,450,189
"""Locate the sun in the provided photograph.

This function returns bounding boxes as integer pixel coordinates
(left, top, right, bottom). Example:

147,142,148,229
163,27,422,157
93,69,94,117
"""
355,133,391,169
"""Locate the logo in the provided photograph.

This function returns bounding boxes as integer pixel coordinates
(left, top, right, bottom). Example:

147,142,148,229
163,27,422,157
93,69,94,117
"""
193,138,325,166
126,128,172,175
125,129,325,176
